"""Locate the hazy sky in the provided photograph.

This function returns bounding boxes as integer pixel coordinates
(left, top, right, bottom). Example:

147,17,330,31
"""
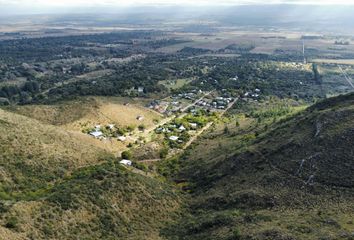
1,0,354,16
1,0,354,7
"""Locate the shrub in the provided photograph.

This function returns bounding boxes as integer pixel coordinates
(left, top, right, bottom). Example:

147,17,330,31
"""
121,151,132,160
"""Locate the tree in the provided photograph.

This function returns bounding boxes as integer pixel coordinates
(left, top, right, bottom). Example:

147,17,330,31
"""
121,151,132,160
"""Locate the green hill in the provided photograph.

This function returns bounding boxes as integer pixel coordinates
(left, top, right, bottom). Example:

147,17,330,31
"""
165,93,354,240
0,109,182,240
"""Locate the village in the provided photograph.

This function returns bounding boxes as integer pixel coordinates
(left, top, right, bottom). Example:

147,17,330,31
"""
80,86,251,166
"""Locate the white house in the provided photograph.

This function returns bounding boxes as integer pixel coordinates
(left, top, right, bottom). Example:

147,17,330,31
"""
118,136,127,142
136,115,144,121
90,131,103,138
169,136,179,141
190,123,198,128
120,160,132,166
138,87,144,93
179,125,186,131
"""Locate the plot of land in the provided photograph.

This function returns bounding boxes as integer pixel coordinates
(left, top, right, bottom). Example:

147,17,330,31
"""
158,78,194,90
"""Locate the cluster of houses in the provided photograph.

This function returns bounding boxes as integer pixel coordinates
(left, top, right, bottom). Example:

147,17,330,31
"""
89,124,127,142
156,121,198,144
243,89,261,100
195,96,234,110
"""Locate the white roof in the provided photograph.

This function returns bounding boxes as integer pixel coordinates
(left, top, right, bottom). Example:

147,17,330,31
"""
179,125,186,131
120,160,132,166
190,123,198,127
169,136,179,141
90,131,103,138
118,136,127,141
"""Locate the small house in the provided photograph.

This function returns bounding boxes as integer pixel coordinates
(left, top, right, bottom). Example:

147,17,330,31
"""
178,125,186,132
120,160,132,166
169,136,179,141
136,115,144,121
138,87,144,93
190,123,198,128
90,131,103,138
118,136,127,142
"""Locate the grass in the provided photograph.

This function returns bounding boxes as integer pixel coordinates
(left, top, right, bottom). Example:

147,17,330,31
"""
158,78,194,90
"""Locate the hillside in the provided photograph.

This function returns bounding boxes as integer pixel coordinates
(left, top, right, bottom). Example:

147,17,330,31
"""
0,109,182,240
165,93,354,240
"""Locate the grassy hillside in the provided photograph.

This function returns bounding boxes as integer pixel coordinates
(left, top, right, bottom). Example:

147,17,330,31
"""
7,97,162,132
164,93,354,240
0,109,182,240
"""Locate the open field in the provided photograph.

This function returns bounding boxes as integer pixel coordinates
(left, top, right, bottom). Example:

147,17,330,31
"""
158,78,194,90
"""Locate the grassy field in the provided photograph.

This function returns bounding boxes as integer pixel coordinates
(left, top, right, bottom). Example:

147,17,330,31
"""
158,78,194,90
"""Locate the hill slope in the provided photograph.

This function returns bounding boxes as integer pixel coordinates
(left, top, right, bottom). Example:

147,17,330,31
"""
166,93,354,240
0,109,181,240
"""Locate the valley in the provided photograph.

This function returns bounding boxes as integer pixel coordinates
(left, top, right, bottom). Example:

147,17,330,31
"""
0,7,354,240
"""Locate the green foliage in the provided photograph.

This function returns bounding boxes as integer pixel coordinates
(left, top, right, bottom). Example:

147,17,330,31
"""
5,216,18,229
121,151,132,160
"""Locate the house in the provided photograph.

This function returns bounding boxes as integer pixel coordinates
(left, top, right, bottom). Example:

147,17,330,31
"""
136,115,144,121
169,136,179,141
138,87,144,93
120,160,132,166
90,131,103,138
178,125,186,132
108,124,115,130
190,123,198,128
118,136,127,142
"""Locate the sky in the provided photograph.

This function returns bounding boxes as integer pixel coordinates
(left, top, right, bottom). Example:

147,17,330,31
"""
1,0,354,7
1,0,354,16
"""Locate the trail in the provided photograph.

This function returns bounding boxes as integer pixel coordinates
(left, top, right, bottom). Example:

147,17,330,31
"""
338,65,354,89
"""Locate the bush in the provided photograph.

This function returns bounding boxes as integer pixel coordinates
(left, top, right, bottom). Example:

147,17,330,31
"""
121,151,132,160
5,216,18,229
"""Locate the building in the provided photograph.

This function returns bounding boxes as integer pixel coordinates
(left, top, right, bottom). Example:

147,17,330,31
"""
178,125,186,132
136,115,144,121
90,131,103,138
169,136,179,141
190,123,198,128
138,87,144,93
118,136,127,142
120,160,132,166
